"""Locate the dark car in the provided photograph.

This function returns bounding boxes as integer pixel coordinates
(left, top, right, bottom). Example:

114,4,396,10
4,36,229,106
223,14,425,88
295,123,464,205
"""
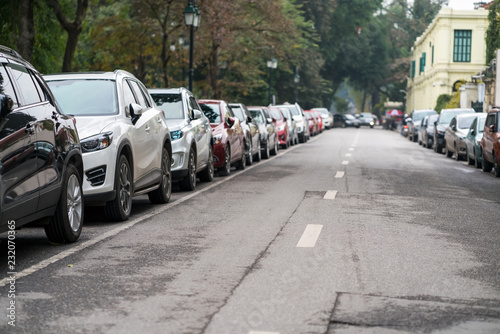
357,112,375,128
419,114,438,149
198,99,245,175
248,106,278,159
481,109,500,176
333,113,361,128
408,109,437,142
0,46,84,243
229,103,261,164
465,113,487,168
434,108,475,153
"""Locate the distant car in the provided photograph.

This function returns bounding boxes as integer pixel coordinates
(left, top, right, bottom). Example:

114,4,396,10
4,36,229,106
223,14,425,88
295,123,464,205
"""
274,103,310,143
444,113,478,161
312,107,333,129
0,45,84,243
419,114,439,149
480,109,500,176
269,106,290,149
408,109,437,142
333,113,360,128
279,106,298,145
149,87,214,191
198,99,246,175
465,113,487,168
357,112,375,128
46,70,172,222
304,110,319,136
313,110,324,132
229,103,261,164
248,106,279,159
434,108,475,153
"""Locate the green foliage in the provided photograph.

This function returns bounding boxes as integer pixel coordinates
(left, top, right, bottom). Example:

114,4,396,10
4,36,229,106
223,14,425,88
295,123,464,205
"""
434,94,451,113
333,97,349,114
486,0,500,65
445,92,460,109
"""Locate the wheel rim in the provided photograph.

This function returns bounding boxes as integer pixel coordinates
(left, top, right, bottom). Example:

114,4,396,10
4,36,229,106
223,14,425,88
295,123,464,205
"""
67,174,82,232
225,147,230,174
162,150,171,198
247,141,252,164
189,151,196,187
265,141,269,156
119,162,131,214
207,146,214,178
257,141,261,160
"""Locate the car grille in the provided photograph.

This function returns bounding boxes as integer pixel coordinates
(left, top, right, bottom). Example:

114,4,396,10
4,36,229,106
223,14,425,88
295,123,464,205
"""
86,166,106,186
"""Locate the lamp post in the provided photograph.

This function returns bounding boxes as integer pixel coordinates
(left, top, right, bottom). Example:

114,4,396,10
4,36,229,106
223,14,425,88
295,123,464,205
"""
184,0,200,93
294,66,300,103
267,57,277,105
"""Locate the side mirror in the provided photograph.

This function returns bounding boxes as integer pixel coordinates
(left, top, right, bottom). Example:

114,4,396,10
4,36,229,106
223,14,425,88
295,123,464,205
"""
0,94,14,119
272,117,277,123
452,125,456,131
192,109,202,120
283,117,287,122
225,116,235,128
490,124,496,132
246,115,253,123
266,118,273,124
470,129,476,136
129,102,143,124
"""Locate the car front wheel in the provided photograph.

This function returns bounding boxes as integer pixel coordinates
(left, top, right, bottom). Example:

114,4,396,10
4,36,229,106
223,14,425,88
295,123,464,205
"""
199,145,214,182
180,149,196,191
494,153,500,177
219,145,231,176
148,147,172,204
45,164,83,243
105,155,132,221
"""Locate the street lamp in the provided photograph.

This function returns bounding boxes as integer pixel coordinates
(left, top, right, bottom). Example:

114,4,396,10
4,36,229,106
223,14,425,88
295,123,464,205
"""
184,0,200,93
294,67,300,103
267,57,277,105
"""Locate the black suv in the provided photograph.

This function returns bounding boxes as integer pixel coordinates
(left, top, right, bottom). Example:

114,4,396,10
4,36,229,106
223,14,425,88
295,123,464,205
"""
0,46,84,243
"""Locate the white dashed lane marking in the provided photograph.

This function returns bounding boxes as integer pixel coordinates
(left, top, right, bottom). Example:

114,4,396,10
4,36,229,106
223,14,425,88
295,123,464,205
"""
297,224,323,248
342,161,349,165
323,190,338,200
335,171,345,178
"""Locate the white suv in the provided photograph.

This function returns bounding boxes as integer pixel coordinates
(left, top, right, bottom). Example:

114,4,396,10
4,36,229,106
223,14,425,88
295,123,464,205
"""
46,70,172,221
149,88,213,191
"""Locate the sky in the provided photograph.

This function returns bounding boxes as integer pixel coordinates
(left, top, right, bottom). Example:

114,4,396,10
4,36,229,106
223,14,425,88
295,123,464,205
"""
446,0,485,10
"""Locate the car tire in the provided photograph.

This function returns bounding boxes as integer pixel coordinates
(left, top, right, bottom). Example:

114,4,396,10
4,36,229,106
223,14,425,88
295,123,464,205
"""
474,148,482,169
254,139,261,162
455,146,461,161
45,164,83,243
246,140,253,166
180,149,196,191
148,147,172,204
467,148,474,165
482,155,493,173
237,148,246,170
445,145,453,158
262,140,270,159
219,145,231,176
494,153,500,177
270,137,278,156
341,122,346,128
199,145,214,182
105,155,133,221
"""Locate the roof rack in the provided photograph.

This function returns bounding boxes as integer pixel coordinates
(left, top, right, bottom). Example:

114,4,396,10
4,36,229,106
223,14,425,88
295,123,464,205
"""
0,45,22,59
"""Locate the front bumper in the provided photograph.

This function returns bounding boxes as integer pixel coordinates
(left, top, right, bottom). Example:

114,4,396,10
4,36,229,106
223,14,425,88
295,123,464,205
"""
82,148,117,200
213,143,226,168
170,138,191,180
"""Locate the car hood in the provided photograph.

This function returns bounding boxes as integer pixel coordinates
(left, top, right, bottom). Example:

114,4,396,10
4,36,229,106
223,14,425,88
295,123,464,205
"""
74,115,118,140
166,119,189,132
436,124,448,132
292,115,304,122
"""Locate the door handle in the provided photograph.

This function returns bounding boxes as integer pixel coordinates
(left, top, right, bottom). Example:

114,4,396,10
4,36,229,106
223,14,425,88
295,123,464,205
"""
145,125,150,132
157,117,162,124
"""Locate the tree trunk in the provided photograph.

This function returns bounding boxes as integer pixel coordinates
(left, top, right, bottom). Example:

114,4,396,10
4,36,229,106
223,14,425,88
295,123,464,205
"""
210,44,220,99
361,90,367,113
16,0,35,62
62,28,80,72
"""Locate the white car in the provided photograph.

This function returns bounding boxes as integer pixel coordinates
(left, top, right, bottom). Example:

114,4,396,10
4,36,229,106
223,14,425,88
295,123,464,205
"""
46,70,172,221
312,107,333,129
149,88,214,191
275,103,310,143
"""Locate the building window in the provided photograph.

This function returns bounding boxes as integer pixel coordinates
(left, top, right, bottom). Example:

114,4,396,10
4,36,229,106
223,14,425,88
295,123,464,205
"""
419,52,426,74
432,45,434,65
411,61,415,78
454,30,471,62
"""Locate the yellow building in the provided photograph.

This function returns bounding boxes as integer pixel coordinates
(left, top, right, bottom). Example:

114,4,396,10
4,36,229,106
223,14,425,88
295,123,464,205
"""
406,7,488,112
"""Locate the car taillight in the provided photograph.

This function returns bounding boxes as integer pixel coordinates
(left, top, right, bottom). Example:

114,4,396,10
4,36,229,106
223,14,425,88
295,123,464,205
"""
404,125,408,129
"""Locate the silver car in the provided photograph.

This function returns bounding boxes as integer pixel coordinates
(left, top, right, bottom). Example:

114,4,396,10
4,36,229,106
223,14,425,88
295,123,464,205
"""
312,107,333,129
150,88,214,191
275,103,309,143
444,113,478,161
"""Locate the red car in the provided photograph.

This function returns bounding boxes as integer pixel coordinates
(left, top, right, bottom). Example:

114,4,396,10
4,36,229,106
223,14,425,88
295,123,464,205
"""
198,99,246,176
313,110,323,132
305,110,319,136
481,108,500,176
267,106,290,149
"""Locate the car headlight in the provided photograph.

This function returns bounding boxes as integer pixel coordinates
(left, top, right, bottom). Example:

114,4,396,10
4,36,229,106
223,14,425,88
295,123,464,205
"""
213,133,223,144
437,130,445,135
81,132,113,153
171,130,184,140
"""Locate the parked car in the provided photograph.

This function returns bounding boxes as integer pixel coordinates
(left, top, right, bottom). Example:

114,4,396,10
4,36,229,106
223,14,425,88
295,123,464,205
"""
248,106,279,158
357,112,375,128
46,70,172,222
274,103,310,143
313,110,324,132
434,108,475,153
198,99,245,175
149,88,213,191
465,113,487,168
408,109,437,142
333,113,361,128
229,103,261,164
0,46,84,242
480,109,500,176
419,114,439,149
312,107,333,129
279,106,298,145
268,106,290,149
304,110,319,136
444,113,478,160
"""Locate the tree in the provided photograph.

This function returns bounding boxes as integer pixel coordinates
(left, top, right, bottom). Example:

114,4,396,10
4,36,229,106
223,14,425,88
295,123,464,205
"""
46,0,89,72
486,0,500,65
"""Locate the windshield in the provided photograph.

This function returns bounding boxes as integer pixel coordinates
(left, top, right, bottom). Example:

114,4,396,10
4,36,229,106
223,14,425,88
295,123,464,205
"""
345,114,356,120
47,79,117,116
250,110,264,124
478,116,486,133
199,103,221,123
270,108,282,120
439,110,473,124
414,111,435,122
458,114,477,129
229,105,245,121
279,105,299,116
150,93,184,119
360,113,373,119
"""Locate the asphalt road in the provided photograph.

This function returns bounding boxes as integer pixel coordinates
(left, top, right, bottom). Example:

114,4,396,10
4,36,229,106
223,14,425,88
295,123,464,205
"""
1,125,500,333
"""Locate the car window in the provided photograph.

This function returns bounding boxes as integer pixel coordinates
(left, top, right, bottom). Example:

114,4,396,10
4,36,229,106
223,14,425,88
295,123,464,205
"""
269,108,282,120
458,114,477,129
122,81,136,116
128,80,148,109
151,93,184,119
47,78,117,116
478,116,486,133
199,103,220,123
449,118,456,128
250,110,264,124
485,114,496,128
8,64,41,105
0,65,19,108
229,105,245,122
